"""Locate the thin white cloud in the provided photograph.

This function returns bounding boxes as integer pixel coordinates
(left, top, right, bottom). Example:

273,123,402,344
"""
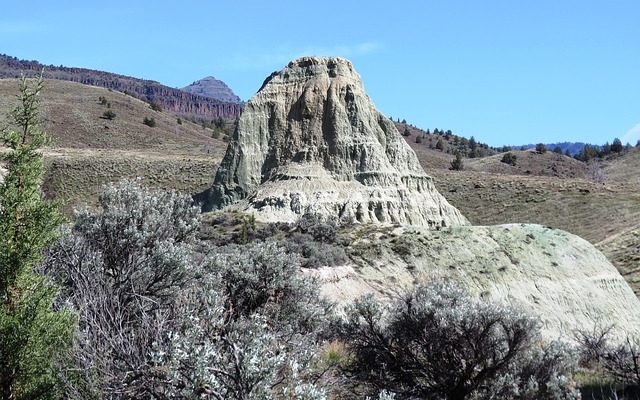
224,41,383,70
622,122,640,145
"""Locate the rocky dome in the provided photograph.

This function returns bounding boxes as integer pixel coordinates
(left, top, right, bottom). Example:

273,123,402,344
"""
199,56,467,228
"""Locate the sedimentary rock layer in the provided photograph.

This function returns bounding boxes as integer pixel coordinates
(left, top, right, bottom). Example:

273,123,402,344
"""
201,56,466,228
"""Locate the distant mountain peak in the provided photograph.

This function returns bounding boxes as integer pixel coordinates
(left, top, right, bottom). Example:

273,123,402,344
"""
182,76,241,104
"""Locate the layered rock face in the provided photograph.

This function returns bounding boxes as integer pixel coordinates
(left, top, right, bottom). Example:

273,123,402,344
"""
201,57,467,228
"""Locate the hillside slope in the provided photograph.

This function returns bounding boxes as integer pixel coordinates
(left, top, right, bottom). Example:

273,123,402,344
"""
0,79,227,153
0,78,225,211
0,54,241,119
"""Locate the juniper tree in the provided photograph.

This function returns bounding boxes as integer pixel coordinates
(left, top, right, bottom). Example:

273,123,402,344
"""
0,76,75,399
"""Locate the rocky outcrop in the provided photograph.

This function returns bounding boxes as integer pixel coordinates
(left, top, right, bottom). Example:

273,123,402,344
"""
307,223,640,341
200,56,467,228
0,54,242,120
182,76,242,104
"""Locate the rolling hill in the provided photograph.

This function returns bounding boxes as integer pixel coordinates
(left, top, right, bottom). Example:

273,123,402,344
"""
0,53,242,120
0,78,225,212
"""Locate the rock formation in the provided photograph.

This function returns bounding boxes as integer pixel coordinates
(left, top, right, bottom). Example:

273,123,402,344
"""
307,224,640,341
200,56,467,228
182,76,242,104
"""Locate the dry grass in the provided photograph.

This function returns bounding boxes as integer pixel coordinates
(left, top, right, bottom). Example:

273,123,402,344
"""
42,148,219,214
0,79,228,155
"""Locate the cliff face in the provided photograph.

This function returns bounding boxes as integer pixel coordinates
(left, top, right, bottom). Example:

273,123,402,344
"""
182,76,242,104
0,54,241,120
201,56,467,228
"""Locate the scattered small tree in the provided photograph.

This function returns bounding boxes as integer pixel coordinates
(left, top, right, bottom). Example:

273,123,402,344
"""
143,116,156,127
176,117,182,125
553,146,563,154
101,110,116,120
402,127,410,137
149,101,162,112
435,139,444,150
449,152,464,170
98,96,107,105
565,148,572,157
535,143,547,154
501,152,517,166
214,117,225,129
415,135,423,143
0,75,75,400
611,137,623,153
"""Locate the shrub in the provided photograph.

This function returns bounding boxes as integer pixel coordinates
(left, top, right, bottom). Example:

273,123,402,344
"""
45,179,201,397
149,101,162,112
501,152,517,166
402,127,410,137
535,143,547,154
415,135,422,143
98,95,107,105
338,280,579,399
449,152,464,170
577,326,640,385
297,213,338,243
435,139,444,150
176,117,182,125
101,110,116,120
143,116,156,127
46,185,330,398
214,117,225,129
151,241,330,399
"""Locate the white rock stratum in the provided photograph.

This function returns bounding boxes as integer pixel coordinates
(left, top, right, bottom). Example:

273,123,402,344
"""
199,56,467,228
307,224,640,341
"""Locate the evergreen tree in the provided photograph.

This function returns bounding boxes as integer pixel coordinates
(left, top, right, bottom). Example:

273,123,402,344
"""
565,148,571,157
449,152,464,170
0,76,75,399
535,143,547,154
611,138,623,153
469,136,477,151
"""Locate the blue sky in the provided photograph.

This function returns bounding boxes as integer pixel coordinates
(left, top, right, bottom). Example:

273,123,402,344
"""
1,0,638,146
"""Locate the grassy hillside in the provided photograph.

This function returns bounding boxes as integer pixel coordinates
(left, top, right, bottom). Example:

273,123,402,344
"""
0,79,229,153
0,79,227,210
464,150,589,179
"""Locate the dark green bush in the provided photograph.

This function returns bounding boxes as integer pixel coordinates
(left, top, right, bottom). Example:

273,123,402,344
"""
101,110,116,120
143,116,156,127
501,152,517,166
149,101,162,112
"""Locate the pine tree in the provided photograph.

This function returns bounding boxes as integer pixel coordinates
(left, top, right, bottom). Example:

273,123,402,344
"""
450,152,464,170
0,76,75,399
